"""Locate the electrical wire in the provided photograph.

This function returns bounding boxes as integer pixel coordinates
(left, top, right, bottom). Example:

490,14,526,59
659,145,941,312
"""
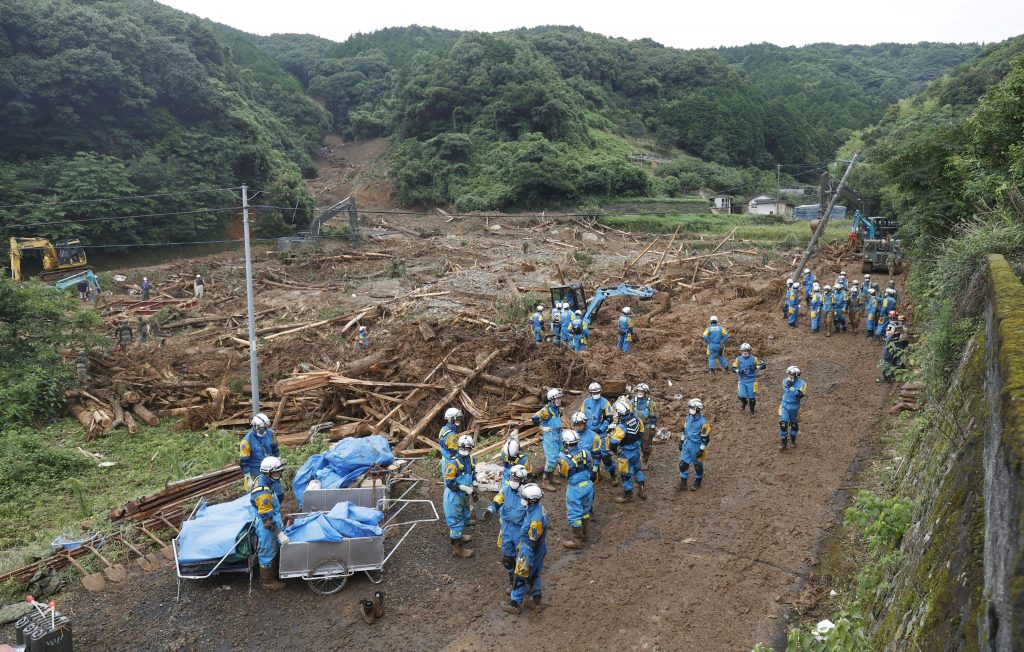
2,206,240,230
0,187,243,210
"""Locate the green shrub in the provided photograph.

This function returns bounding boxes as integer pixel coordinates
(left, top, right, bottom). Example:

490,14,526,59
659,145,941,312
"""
0,430,92,503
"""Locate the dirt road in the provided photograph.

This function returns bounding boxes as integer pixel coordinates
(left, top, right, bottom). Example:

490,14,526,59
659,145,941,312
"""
56,264,892,650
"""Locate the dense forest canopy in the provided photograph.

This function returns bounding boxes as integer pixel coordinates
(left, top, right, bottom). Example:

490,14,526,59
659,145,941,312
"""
0,1,991,245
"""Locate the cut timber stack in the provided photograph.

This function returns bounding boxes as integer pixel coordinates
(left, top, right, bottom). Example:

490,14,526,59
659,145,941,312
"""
109,464,241,521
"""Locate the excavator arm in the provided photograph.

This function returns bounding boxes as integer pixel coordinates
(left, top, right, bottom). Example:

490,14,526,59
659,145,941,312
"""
583,284,657,323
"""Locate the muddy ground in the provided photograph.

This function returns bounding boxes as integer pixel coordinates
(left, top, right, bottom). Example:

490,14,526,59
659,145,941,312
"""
36,205,901,650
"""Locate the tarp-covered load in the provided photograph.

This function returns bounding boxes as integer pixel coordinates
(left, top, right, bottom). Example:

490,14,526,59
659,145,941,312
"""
284,501,385,543
176,495,256,564
292,435,395,507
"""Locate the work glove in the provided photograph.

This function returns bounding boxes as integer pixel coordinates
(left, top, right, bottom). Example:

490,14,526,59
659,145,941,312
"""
458,484,474,495
785,379,793,389
276,532,290,545
243,473,254,490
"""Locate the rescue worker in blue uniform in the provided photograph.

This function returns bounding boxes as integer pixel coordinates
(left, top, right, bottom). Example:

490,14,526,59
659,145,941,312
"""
865,287,879,335
250,456,288,590
569,309,585,352
529,304,544,344
617,306,634,352
731,342,766,414
549,303,562,346
502,483,548,615
703,315,730,371
443,434,478,558
861,275,872,300
557,429,594,549
809,283,824,333
778,366,808,451
239,413,278,491
802,268,815,306
821,285,836,337
677,399,711,492
570,410,602,474
608,398,646,503
833,284,848,333
583,382,617,483
438,407,463,470
887,279,899,304
532,388,564,491
875,288,898,340
786,279,801,327
500,438,532,483
485,464,529,587
357,325,370,350
847,281,864,334
835,270,848,290
559,303,573,347
632,383,657,467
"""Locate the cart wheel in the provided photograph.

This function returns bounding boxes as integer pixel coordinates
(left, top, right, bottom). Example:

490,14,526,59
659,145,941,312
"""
307,559,349,595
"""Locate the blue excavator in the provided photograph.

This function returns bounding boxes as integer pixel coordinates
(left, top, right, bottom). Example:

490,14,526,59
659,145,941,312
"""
550,283,657,324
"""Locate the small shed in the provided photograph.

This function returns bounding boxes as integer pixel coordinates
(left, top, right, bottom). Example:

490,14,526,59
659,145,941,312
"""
711,195,732,214
747,195,792,216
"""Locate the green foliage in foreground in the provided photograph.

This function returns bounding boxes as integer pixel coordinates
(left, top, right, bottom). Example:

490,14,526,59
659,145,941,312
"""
0,278,100,425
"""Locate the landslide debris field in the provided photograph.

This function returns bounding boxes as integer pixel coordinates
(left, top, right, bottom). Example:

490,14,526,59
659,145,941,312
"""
17,210,898,650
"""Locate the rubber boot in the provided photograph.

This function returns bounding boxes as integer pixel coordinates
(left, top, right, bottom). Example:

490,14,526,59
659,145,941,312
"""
611,470,621,487
466,512,478,528
460,533,473,544
260,565,287,591
581,519,589,539
778,438,788,451
541,472,556,492
563,527,583,549
692,476,702,491
749,398,756,415
452,540,475,558
526,595,544,613
372,591,385,618
360,598,376,624
637,482,647,500
677,476,687,492
739,398,748,412
502,601,521,615
615,490,634,504
790,435,798,448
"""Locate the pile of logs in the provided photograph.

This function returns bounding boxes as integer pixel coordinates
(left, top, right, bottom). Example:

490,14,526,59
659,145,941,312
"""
109,464,241,521
66,389,158,439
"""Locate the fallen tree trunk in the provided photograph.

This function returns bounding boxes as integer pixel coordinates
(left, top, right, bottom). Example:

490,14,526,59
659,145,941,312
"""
110,399,125,430
132,403,160,427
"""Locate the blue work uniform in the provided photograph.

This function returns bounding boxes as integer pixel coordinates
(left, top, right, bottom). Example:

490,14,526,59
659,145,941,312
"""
557,446,594,529
875,296,898,338
488,481,528,580
608,413,644,493
575,425,603,474
239,427,279,486
250,473,285,568
803,272,815,304
679,414,711,482
822,291,835,326
809,291,824,332
438,422,460,471
731,353,766,399
357,329,369,350
549,307,561,345
833,289,848,332
500,449,532,484
443,452,475,541
786,286,801,327
703,324,730,370
569,315,585,352
560,308,573,345
632,395,657,460
583,395,615,476
779,377,808,443
865,295,879,333
617,314,634,352
835,275,848,290
510,502,548,607
531,402,563,474
530,311,544,343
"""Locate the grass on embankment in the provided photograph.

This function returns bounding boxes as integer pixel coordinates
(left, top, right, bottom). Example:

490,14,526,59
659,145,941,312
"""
601,212,850,249
0,420,317,577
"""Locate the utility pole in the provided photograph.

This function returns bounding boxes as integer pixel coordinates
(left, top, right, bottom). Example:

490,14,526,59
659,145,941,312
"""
241,184,260,415
776,163,781,202
793,152,859,279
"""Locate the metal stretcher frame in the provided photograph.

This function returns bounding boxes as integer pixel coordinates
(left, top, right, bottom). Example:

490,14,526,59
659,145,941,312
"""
172,498,258,601
298,460,420,512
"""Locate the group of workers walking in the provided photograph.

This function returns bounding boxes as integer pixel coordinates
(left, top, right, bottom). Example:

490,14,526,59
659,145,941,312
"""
530,303,636,353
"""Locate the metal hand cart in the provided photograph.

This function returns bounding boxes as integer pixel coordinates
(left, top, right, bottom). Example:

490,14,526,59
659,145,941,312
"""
278,498,437,595
172,498,258,601
300,458,420,512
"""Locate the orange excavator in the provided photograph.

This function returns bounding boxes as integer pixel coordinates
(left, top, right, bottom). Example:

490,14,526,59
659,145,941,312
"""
9,236,92,282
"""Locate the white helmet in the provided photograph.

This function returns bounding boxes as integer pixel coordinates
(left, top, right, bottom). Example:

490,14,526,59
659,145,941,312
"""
574,309,582,316
196,274,202,278
868,288,876,295
143,277,148,281
561,429,580,447
520,483,543,504
587,382,602,395
457,434,475,452
251,413,270,430
786,365,801,377
613,397,630,416
812,282,821,291
839,270,847,276
359,325,367,332
885,288,896,295
259,456,284,474
502,438,520,459
804,268,811,274
740,342,752,352
571,411,588,425
823,285,832,291
688,398,704,412
636,383,650,394
547,388,563,401
709,315,718,323
536,304,543,312
786,279,794,286
508,465,528,487
622,306,631,315
444,407,463,423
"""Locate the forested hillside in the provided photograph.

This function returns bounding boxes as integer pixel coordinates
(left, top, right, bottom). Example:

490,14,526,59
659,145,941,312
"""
0,0,329,247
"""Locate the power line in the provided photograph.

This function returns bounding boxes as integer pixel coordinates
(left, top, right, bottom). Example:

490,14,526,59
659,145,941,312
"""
0,187,242,210
2,206,239,230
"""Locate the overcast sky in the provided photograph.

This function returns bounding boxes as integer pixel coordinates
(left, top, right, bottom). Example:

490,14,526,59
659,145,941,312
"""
159,0,1023,49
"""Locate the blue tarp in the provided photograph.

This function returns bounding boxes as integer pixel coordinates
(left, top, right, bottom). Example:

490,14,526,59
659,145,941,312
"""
176,495,256,564
284,501,384,543
293,435,395,507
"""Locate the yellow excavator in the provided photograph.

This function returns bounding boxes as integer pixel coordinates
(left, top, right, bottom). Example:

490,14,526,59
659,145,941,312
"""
9,236,92,282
